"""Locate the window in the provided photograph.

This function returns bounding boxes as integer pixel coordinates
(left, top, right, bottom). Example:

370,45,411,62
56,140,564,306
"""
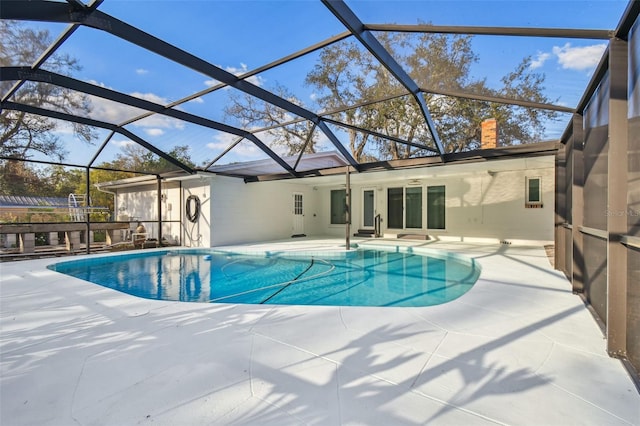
294,193,303,215
363,189,375,227
526,177,542,207
387,186,423,229
330,189,347,224
387,187,404,228
405,187,423,228
427,185,445,229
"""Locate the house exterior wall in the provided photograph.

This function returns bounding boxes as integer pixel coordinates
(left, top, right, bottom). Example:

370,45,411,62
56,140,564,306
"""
316,156,555,244
114,181,182,244
160,181,183,245
209,176,322,246
108,155,555,247
182,179,211,247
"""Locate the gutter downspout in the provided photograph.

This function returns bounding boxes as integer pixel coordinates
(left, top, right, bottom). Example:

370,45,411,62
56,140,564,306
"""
94,184,117,221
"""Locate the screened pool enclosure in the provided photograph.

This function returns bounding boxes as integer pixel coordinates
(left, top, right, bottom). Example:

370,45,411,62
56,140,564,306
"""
1,0,639,384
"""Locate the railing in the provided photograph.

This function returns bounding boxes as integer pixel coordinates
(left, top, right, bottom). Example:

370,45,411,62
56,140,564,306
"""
374,214,381,238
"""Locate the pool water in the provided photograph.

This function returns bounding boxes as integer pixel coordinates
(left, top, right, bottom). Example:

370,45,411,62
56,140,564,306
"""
48,248,480,307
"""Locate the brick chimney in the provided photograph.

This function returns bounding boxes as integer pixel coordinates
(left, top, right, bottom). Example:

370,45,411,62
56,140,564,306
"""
481,118,498,149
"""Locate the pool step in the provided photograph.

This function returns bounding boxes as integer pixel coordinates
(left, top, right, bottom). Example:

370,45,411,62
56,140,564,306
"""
354,229,377,238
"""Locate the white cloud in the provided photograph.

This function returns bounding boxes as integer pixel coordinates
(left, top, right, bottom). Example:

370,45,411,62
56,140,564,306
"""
245,74,264,87
51,120,76,136
207,133,262,159
188,97,204,104
135,114,185,131
87,97,145,124
552,43,607,71
530,51,551,69
204,63,265,88
112,138,135,148
144,128,165,136
129,92,169,105
86,79,110,88
86,91,185,131
136,68,149,75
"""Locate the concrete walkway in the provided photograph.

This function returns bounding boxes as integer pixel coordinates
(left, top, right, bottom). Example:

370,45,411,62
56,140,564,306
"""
1,239,638,425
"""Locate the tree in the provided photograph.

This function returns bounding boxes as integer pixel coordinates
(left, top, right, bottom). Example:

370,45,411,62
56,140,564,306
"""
0,159,45,195
224,84,318,157
224,30,557,162
0,20,97,161
106,143,196,174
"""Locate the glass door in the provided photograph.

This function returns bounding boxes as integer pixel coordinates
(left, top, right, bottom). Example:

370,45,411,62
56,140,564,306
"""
362,189,375,228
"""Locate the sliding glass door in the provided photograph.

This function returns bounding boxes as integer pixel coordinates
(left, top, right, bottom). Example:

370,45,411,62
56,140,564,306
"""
427,185,445,229
387,187,423,229
362,189,375,228
387,187,404,228
387,185,445,230
405,187,423,228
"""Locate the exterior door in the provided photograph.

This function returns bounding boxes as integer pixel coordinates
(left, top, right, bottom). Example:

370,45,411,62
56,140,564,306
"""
362,189,376,229
292,192,305,236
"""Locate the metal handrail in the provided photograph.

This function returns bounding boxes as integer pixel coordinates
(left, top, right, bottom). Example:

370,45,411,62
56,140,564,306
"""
374,214,382,238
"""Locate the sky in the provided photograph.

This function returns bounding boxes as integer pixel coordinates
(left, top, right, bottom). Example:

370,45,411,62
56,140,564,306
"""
7,0,631,170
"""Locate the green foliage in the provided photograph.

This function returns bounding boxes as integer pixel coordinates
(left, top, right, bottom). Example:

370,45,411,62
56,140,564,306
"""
1,21,97,161
225,30,557,162
224,84,318,156
0,159,43,195
306,32,557,159
103,144,195,175
0,143,195,223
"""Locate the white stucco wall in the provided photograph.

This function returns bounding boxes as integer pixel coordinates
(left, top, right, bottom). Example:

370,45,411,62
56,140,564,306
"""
110,155,555,247
114,181,182,244
438,166,554,242
209,176,322,246
182,179,211,247
159,182,182,245
315,156,555,244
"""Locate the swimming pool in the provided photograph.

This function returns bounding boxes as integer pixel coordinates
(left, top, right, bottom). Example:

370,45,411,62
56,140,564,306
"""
47,247,480,307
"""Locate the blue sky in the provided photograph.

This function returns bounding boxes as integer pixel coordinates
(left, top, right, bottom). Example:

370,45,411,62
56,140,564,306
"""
10,0,630,168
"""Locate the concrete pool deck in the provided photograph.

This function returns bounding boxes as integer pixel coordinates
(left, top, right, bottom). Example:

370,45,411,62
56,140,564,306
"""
1,238,638,425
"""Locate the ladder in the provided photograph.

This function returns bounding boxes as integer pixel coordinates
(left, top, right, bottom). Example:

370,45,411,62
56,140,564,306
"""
68,193,88,222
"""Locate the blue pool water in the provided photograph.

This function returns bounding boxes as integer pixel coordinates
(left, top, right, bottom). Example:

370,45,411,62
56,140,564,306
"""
48,247,480,307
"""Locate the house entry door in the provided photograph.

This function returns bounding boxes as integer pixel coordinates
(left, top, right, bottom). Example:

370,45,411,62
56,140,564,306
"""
292,192,305,236
362,189,375,229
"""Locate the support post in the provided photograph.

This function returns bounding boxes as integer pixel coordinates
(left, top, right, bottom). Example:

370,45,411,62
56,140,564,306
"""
105,229,121,245
66,231,80,252
554,144,567,272
571,114,585,294
157,176,163,245
85,166,91,254
19,233,35,253
606,37,628,357
345,166,351,250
